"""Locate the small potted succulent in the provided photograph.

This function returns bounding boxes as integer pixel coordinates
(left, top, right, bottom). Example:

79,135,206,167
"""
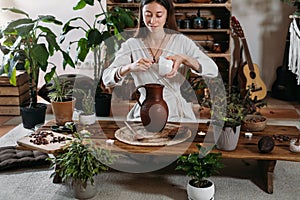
78,89,96,125
176,144,224,200
49,131,115,199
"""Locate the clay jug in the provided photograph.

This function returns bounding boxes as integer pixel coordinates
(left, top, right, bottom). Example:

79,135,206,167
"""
136,83,169,132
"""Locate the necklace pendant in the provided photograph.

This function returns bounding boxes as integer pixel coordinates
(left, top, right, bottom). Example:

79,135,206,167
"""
153,57,156,63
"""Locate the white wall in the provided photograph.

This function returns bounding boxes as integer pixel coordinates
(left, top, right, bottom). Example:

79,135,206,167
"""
232,0,296,90
0,0,297,90
0,0,104,86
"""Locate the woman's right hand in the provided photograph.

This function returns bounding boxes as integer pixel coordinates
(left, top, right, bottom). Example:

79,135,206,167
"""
128,58,153,72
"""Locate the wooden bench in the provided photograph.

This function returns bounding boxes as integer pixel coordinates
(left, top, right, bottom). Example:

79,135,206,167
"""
19,120,300,194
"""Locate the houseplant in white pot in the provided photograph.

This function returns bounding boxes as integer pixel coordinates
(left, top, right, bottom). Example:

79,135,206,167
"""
203,81,262,151
176,144,224,200
48,75,76,126
0,8,74,129
78,89,96,125
48,131,115,199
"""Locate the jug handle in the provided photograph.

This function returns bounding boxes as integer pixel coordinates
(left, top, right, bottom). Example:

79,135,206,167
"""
135,85,144,107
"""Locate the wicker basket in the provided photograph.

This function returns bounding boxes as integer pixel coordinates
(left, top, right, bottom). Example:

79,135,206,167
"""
242,115,267,132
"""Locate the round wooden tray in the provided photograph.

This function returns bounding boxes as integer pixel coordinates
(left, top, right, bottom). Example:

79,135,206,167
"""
115,123,191,146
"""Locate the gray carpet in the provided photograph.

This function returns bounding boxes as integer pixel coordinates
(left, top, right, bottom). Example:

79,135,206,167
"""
0,121,300,199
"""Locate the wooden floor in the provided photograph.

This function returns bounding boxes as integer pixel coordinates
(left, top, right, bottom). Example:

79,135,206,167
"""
0,96,299,138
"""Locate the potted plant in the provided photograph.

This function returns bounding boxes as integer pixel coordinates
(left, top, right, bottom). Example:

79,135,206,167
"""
60,0,136,116
78,89,96,125
202,78,266,151
48,131,115,199
176,144,224,200
0,8,74,129
48,75,76,126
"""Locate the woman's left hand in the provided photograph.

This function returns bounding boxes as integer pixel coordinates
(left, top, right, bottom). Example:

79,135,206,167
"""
164,54,200,78
164,55,184,78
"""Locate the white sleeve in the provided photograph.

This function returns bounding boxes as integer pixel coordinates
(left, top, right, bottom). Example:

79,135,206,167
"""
102,40,132,87
181,35,218,78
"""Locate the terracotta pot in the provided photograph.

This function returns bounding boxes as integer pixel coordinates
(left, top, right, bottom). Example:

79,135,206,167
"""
51,98,76,126
136,83,169,132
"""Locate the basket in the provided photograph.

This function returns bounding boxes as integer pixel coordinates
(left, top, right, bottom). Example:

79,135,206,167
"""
242,115,267,132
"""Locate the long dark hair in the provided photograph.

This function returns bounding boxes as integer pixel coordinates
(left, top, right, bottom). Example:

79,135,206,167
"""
134,0,178,38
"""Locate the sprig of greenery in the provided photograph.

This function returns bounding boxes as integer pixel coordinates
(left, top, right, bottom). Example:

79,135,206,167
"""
48,131,115,187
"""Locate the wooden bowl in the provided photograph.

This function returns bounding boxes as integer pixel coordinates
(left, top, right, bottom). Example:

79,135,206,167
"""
242,115,267,132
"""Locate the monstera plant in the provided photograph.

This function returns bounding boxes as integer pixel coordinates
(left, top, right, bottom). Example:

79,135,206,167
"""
0,8,74,129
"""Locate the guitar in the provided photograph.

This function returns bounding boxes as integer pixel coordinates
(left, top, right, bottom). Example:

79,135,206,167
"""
231,16,267,101
271,32,297,101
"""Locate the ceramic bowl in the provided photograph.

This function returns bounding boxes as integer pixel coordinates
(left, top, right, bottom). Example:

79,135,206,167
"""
290,139,300,152
158,56,173,76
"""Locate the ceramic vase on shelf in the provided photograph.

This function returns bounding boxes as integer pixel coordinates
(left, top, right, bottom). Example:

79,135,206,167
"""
135,83,169,132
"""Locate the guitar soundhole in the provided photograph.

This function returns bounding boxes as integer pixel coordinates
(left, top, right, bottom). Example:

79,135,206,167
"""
250,71,256,79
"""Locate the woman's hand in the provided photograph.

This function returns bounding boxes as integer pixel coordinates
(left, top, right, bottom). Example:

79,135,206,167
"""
128,58,153,72
164,54,200,78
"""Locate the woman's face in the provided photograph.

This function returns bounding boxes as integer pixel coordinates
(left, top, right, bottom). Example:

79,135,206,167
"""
142,2,167,33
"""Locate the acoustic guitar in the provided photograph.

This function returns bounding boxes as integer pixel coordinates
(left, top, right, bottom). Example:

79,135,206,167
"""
231,16,267,101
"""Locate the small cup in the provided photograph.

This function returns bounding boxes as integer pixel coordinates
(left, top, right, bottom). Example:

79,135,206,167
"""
158,56,173,76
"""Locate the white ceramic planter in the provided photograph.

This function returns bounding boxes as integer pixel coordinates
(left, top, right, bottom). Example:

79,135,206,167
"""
79,113,96,125
214,125,241,151
187,179,215,200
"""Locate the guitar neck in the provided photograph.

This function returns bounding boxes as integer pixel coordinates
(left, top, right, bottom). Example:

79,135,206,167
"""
241,37,254,71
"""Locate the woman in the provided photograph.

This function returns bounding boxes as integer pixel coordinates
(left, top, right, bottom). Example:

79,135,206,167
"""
102,0,218,122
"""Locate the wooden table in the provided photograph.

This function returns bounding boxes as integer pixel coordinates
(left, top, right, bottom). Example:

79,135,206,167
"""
20,120,300,194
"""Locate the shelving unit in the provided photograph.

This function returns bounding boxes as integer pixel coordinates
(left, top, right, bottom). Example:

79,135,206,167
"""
107,0,232,83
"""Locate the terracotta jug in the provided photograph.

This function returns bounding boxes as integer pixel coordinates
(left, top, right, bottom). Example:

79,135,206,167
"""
136,83,169,132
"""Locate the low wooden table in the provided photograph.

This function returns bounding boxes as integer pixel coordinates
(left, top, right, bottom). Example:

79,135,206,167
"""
19,120,300,194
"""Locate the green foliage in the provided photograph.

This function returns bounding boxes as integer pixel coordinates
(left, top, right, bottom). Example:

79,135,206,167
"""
60,0,136,93
77,89,95,115
0,8,75,108
176,144,224,188
47,75,73,102
201,78,266,127
48,131,115,187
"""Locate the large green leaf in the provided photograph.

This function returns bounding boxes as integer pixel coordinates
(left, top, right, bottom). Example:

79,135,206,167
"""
62,51,75,69
38,15,63,25
2,8,29,17
44,66,56,83
73,0,87,10
87,29,102,47
30,44,49,71
3,18,33,34
77,38,89,62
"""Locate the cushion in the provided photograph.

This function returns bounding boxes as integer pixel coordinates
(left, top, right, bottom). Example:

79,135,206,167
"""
0,146,50,171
